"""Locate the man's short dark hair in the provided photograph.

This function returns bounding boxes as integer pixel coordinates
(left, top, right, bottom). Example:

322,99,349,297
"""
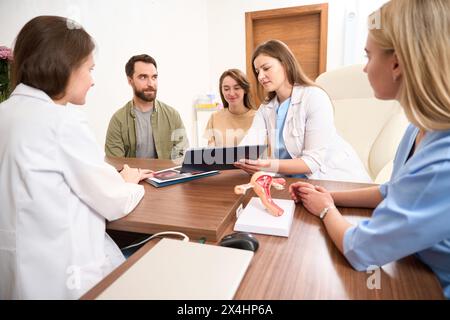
125,54,157,77
11,15,95,99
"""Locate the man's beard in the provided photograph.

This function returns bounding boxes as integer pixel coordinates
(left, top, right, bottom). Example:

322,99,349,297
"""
134,87,157,102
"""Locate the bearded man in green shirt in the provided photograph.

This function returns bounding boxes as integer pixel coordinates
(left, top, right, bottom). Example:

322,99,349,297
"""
105,54,188,160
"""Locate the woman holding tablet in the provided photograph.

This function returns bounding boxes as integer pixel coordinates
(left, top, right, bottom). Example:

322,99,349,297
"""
235,40,370,183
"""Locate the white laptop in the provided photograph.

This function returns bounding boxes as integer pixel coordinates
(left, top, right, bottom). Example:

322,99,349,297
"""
96,238,254,300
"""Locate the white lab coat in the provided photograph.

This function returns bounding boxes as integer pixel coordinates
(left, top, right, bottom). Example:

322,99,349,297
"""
0,84,145,299
240,85,371,183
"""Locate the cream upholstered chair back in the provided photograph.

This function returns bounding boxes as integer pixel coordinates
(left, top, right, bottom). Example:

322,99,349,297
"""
316,64,409,184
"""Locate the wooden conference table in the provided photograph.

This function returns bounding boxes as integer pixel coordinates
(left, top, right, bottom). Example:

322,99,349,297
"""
83,157,444,299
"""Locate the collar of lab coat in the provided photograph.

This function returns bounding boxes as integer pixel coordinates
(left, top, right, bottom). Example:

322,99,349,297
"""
264,85,304,109
11,83,55,104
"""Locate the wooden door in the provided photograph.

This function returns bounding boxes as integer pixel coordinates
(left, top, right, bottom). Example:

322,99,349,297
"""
246,4,328,105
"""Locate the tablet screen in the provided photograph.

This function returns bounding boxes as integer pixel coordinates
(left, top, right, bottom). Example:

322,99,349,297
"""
181,144,268,172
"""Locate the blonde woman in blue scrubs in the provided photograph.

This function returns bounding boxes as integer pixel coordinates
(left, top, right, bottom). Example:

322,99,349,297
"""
290,0,450,299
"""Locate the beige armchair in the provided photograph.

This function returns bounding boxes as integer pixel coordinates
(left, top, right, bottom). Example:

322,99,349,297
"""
316,64,409,184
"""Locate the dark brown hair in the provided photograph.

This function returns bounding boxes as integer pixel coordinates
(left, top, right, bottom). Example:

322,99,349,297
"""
251,39,316,103
125,54,157,77
11,16,95,99
219,69,254,109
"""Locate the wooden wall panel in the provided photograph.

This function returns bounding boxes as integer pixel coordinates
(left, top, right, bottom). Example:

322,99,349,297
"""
246,4,328,105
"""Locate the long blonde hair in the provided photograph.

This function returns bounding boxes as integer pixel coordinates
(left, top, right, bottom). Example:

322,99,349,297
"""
369,0,450,131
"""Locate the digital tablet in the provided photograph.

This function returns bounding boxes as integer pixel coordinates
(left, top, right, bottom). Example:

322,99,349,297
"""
180,144,268,172
146,166,219,188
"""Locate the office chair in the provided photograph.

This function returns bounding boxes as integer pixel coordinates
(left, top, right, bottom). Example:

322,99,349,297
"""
316,64,409,183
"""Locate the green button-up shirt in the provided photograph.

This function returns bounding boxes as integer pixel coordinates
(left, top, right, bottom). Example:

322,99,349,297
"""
105,100,188,160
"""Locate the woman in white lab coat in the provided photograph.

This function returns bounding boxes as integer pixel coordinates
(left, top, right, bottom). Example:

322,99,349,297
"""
0,16,153,299
235,40,370,183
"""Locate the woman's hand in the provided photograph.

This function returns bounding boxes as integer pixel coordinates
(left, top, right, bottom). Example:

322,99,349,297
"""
299,185,335,217
289,182,335,216
289,181,315,203
233,159,275,175
120,164,154,184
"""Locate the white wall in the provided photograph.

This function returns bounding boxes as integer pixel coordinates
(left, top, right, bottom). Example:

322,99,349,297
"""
0,0,210,147
205,0,389,97
0,0,388,148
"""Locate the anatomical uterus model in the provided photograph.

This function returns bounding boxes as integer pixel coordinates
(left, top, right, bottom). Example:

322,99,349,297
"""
234,171,286,216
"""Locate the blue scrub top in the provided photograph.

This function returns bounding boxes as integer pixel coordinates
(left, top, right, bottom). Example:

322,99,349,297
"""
275,97,306,179
343,124,450,299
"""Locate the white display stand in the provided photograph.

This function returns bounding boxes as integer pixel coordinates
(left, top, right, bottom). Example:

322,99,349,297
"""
234,197,296,237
